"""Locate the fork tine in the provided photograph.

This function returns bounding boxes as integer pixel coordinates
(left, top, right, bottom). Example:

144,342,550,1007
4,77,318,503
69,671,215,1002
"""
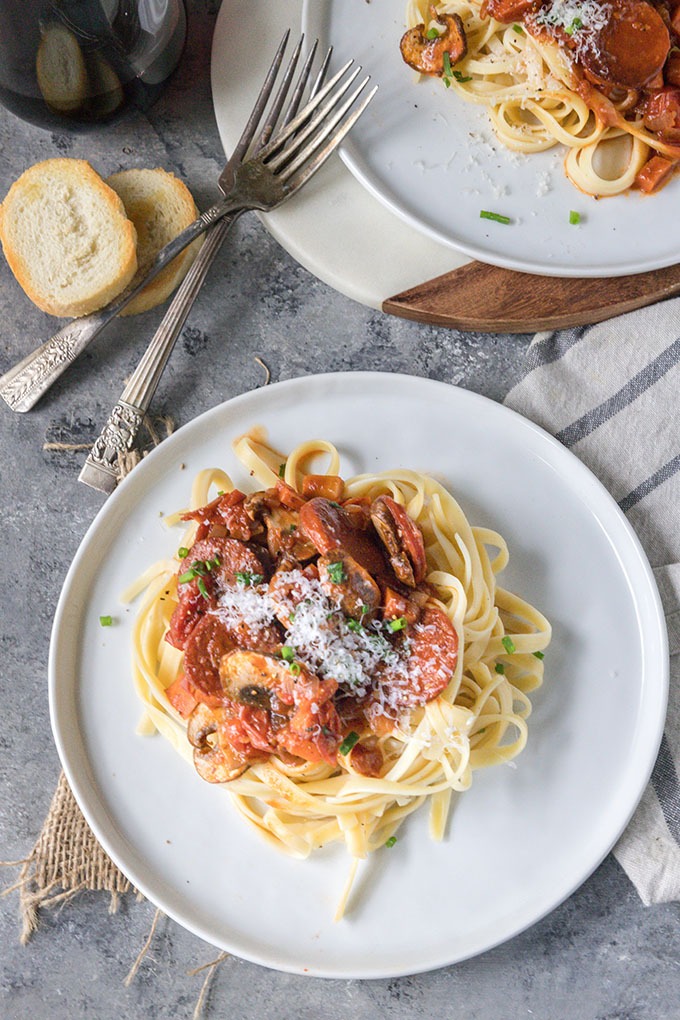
252,35,304,152
218,29,290,190
311,46,333,101
255,58,355,162
281,85,378,190
265,66,364,174
278,39,319,132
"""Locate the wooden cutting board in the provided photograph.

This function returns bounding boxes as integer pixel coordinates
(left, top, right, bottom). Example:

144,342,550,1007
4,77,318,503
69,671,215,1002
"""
383,260,680,333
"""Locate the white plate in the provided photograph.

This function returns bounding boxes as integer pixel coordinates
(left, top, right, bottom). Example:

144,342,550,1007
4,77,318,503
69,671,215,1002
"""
303,0,680,278
49,373,668,978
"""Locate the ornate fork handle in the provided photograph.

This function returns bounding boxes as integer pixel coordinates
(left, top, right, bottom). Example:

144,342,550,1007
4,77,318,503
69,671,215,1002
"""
0,197,246,413
78,213,242,494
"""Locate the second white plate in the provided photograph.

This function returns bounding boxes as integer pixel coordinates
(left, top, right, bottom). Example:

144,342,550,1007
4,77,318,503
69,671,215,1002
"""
303,0,680,278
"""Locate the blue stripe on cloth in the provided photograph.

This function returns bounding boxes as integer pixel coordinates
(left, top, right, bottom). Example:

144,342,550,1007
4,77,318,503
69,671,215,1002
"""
650,733,680,846
524,326,588,374
556,337,680,449
618,454,680,513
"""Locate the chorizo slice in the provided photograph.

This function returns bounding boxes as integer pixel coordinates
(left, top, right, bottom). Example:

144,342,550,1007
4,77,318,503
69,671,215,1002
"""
299,497,387,576
580,0,669,89
183,613,281,699
375,604,459,714
400,11,467,76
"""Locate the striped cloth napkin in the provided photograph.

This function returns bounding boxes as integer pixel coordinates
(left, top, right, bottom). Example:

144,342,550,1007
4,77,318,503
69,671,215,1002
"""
504,300,680,905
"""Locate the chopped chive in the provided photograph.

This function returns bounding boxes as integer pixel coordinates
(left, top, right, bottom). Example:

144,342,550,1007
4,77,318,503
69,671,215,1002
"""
281,645,296,662
565,16,582,34
361,604,370,616
339,731,360,756
178,569,196,584
347,619,362,633
327,561,347,584
197,578,209,600
387,616,408,632
443,76,451,88
569,210,581,225
442,51,453,77
178,547,189,559
426,26,440,39
512,23,524,33
217,490,225,496
99,615,113,627
278,462,286,478
452,70,472,83
533,650,545,660
289,662,301,676
480,210,511,225
385,836,398,848
502,635,516,654
235,571,263,586
494,662,506,674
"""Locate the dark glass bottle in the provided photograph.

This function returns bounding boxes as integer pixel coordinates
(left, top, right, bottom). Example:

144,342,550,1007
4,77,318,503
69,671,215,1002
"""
0,0,186,131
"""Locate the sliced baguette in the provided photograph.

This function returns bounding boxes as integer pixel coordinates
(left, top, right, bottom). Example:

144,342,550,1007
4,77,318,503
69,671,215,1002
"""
0,158,138,318
106,168,203,316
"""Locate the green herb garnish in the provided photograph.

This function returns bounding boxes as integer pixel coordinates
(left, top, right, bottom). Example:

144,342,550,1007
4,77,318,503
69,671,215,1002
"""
495,662,506,674
178,547,189,559
339,731,360,755
452,70,472,83
385,836,398,848
501,635,516,654
327,561,347,584
278,462,286,478
387,616,408,632
480,210,511,225
533,650,545,660
426,26,440,39
443,51,453,77
99,615,113,627
197,578,209,600
569,210,581,225
281,645,296,661
565,16,582,34
289,662,301,676
512,23,524,33
235,571,263,586
347,619,362,633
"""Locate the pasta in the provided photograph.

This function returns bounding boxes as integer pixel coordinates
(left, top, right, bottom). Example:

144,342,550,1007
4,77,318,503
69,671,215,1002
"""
403,0,680,196
127,432,551,917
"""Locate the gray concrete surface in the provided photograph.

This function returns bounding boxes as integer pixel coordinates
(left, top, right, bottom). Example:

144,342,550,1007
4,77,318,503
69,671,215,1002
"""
1,3,679,1018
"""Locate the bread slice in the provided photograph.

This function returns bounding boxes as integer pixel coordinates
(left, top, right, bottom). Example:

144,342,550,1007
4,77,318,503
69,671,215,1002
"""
106,168,203,316
0,158,138,318
36,23,88,114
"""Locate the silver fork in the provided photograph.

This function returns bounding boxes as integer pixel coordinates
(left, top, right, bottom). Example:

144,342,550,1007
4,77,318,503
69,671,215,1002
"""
77,35,332,494
0,42,375,417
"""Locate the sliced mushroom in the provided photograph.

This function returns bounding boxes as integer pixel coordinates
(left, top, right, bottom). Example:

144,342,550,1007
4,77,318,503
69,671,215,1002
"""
400,8,467,76
370,496,427,588
318,551,382,619
219,649,296,711
187,703,249,783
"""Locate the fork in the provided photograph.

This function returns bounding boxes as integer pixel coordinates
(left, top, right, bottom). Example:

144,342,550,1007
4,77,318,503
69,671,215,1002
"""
0,42,375,417
77,34,332,494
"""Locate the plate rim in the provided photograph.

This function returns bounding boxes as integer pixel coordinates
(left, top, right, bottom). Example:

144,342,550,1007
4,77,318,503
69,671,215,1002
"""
48,371,670,977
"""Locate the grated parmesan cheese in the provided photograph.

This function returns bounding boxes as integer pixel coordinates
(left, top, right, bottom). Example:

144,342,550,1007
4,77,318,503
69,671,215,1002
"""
211,569,423,719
